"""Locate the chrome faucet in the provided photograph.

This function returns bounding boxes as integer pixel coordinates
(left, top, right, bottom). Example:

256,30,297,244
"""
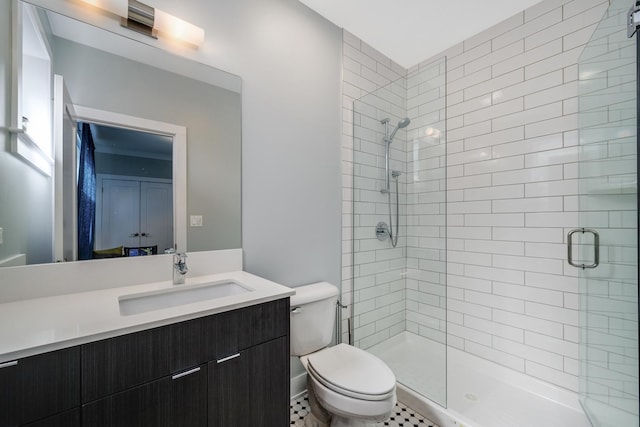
173,253,188,285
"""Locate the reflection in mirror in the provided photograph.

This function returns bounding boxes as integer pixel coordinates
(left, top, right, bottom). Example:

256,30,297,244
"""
0,1,242,267
89,124,174,260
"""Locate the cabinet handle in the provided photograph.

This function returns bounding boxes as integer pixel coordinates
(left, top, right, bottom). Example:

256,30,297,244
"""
216,353,240,364
171,366,201,380
0,360,18,369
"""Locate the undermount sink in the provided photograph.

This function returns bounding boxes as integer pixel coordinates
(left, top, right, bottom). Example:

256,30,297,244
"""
119,280,252,316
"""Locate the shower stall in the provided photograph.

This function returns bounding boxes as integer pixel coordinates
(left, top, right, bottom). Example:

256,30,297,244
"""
348,0,638,426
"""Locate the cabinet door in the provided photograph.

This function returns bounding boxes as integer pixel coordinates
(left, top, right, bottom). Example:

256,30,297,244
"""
140,181,173,252
82,318,202,402
83,364,207,427
19,347,80,425
209,336,289,427
0,360,18,426
22,409,80,427
0,347,80,427
96,179,140,250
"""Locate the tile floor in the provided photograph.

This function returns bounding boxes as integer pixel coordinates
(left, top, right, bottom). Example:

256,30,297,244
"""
290,394,439,427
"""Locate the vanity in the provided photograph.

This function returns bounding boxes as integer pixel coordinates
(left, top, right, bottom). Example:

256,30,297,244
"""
0,254,295,427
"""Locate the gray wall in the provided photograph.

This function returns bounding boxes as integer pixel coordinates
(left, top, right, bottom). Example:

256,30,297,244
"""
152,0,343,383
0,1,53,265
153,0,344,289
53,37,242,252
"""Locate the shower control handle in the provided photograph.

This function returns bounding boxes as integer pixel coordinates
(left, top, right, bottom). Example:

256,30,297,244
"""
376,222,390,241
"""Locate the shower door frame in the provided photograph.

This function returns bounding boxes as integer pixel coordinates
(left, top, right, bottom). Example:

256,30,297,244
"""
576,1,640,425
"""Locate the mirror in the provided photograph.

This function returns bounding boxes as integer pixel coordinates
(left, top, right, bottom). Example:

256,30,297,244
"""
0,1,242,267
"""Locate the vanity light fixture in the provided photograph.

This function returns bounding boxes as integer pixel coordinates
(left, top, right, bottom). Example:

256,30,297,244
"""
77,0,205,47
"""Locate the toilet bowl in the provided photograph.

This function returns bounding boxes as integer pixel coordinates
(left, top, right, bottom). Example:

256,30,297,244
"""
290,283,397,427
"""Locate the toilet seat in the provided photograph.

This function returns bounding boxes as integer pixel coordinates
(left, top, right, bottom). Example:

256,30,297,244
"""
302,344,396,401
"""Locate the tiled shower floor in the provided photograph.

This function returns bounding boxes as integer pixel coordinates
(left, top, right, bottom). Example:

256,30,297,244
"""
290,394,439,427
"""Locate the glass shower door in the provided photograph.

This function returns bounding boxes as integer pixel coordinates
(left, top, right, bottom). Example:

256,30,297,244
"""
577,0,639,425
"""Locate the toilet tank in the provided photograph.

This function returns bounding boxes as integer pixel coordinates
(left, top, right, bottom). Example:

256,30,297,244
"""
290,282,339,356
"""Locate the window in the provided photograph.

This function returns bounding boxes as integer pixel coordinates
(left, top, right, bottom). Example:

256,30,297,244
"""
10,2,54,175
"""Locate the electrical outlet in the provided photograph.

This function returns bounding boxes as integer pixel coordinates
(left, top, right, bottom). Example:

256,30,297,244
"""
190,215,203,227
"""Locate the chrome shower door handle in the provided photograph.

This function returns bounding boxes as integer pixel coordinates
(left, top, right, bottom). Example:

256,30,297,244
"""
567,228,600,269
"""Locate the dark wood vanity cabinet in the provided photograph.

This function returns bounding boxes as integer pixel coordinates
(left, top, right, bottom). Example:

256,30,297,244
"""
82,363,208,427
22,410,81,427
0,298,289,427
209,336,289,427
81,317,204,402
0,347,80,427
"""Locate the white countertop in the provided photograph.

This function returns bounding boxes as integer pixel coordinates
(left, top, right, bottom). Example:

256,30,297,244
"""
0,271,294,363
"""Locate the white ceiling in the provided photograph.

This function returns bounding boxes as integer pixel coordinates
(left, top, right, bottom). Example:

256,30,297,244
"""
299,0,545,69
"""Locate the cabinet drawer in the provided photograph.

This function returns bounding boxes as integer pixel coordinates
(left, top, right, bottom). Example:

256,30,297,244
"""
0,347,80,427
83,364,207,427
82,317,203,402
203,298,289,360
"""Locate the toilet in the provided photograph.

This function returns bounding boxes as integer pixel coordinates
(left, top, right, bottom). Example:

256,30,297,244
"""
290,282,397,427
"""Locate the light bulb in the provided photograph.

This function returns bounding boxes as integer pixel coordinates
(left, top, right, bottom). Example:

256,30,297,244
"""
154,9,204,47
78,0,128,18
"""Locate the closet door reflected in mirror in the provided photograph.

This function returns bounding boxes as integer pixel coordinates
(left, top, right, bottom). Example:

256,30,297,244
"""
96,179,173,258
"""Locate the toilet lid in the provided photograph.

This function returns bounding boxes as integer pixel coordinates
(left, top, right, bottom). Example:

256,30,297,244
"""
306,344,396,400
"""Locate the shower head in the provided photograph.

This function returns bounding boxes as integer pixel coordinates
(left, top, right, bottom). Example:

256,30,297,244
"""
397,117,411,128
388,117,411,142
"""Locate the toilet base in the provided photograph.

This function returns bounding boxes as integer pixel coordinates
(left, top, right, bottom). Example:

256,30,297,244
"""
330,415,376,427
304,412,329,427
306,375,331,427
306,375,391,427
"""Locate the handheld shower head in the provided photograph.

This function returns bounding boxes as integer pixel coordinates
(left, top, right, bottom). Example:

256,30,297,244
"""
388,117,411,141
397,117,411,128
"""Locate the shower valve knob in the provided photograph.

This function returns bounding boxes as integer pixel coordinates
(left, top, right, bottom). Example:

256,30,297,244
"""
376,222,390,241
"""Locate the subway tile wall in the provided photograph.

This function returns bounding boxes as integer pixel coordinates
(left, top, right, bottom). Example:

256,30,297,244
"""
341,31,407,345
424,0,610,392
405,59,448,344
341,0,621,395
351,74,408,349
346,42,447,350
